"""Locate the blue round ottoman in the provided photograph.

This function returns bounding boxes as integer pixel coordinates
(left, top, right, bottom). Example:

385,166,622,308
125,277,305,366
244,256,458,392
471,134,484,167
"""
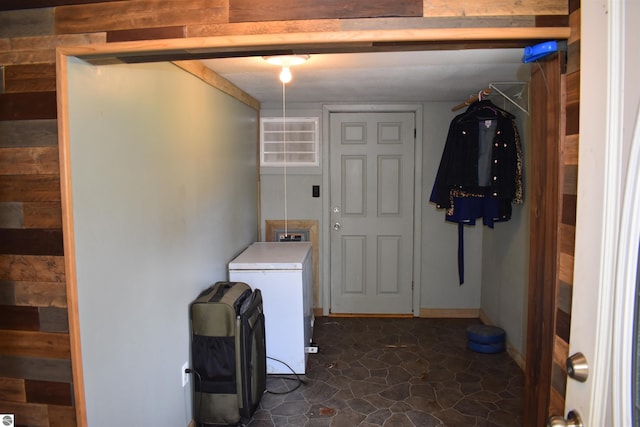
466,324,506,354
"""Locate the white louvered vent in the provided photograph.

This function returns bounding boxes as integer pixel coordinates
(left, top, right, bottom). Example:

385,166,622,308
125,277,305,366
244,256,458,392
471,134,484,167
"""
260,117,319,167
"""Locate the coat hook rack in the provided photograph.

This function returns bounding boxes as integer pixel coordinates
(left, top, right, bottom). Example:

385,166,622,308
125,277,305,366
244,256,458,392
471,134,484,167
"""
452,82,529,115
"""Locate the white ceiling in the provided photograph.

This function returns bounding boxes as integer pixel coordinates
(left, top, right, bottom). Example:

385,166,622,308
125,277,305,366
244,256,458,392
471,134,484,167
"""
201,48,531,105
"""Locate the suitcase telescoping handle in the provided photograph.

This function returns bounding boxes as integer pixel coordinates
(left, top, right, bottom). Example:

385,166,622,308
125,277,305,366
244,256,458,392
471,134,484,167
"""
239,289,262,316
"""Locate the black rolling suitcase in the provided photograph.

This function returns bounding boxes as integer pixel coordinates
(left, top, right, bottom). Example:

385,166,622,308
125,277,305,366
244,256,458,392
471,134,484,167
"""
190,281,266,426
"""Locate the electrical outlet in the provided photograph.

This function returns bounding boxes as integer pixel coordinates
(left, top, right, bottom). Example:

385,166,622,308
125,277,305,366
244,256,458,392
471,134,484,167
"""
181,361,189,387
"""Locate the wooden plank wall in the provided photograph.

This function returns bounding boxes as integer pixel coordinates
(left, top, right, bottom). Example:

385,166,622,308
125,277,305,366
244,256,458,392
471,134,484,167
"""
524,51,562,427
0,1,569,426
549,0,581,417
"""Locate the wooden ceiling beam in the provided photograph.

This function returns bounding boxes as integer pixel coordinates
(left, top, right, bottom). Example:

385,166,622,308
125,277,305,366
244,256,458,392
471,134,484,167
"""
59,27,571,64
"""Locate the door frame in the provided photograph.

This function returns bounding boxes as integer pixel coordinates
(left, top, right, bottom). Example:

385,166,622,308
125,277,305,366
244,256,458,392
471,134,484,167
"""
523,54,562,426
57,28,570,425
321,104,423,316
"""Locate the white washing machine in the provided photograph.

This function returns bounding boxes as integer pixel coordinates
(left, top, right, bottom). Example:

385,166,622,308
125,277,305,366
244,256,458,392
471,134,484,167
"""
228,242,314,374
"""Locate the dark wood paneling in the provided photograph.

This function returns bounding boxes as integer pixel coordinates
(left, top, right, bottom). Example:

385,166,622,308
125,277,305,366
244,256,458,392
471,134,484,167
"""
0,355,72,382
0,202,23,228
563,164,578,195
566,41,580,75
0,120,58,148
3,64,57,93
23,202,62,228
0,377,26,402
0,202,62,229
0,229,64,256
561,194,577,226
229,0,422,23
25,379,73,406
0,401,49,426
39,307,69,332
48,403,77,427
565,70,580,106
569,0,581,14
0,33,107,66
0,8,55,38
0,92,57,120
0,175,61,202
0,147,60,175
564,134,578,166
555,308,571,343
557,280,573,314
0,0,125,11
188,18,341,38
339,16,540,32
0,255,65,282
55,0,228,34
560,224,576,256
550,362,567,402
0,281,16,305
565,103,580,136
189,16,538,39
0,330,70,359
0,305,40,330
535,15,569,27
0,3,572,427
422,0,567,17
566,71,580,135
549,11,581,412
14,281,67,308
107,26,185,42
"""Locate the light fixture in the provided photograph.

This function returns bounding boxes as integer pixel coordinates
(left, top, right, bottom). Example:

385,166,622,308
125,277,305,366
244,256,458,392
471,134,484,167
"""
279,66,292,84
264,55,309,84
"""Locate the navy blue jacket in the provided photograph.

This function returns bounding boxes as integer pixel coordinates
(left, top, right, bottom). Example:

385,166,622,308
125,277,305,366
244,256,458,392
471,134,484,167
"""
430,100,523,220
430,100,523,284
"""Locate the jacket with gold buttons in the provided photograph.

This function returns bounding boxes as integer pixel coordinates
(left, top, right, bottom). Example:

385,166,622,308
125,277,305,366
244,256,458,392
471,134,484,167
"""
429,106,523,217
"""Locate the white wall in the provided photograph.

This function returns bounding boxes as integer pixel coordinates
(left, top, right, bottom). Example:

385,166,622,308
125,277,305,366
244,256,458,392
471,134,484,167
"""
259,101,489,311
259,104,323,242
421,102,485,308
479,107,530,359
260,100,530,359
67,59,258,426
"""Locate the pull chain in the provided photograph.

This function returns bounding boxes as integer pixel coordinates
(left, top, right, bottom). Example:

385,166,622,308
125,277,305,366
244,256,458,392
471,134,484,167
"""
282,79,288,238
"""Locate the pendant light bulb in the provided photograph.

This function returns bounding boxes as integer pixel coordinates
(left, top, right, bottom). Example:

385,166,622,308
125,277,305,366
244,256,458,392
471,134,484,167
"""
279,66,292,84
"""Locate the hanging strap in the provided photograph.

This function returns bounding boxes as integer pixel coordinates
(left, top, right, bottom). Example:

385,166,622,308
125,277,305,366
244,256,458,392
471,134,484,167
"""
458,223,464,285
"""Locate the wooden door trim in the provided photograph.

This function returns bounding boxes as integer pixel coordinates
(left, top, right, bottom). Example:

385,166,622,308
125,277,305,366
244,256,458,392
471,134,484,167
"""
56,49,88,427
56,28,569,427
523,53,562,427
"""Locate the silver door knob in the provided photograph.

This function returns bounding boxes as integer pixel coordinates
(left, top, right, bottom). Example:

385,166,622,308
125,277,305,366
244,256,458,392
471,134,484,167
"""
548,410,583,427
566,352,589,382
333,222,341,231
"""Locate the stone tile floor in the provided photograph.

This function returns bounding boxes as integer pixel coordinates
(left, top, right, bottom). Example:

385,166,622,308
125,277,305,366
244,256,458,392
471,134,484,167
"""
247,317,523,427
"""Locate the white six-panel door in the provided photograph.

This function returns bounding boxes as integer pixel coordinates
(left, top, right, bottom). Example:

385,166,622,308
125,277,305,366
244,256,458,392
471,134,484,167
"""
329,112,415,314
